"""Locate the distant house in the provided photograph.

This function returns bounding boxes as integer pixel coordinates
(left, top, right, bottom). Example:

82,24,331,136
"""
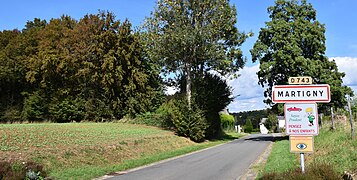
219,108,229,115
277,116,285,132
260,118,267,124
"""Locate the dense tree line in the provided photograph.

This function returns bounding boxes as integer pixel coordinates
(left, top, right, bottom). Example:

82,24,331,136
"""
232,109,269,129
0,0,354,141
0,12,163,122
0,8,237,140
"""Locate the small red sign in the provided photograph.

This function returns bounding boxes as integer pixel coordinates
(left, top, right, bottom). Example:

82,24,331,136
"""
287,107,302,112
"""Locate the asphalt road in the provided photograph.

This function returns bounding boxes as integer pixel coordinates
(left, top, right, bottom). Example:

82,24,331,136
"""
106,133,275,180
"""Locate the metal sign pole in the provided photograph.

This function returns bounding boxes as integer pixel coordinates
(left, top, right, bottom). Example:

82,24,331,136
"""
300,153,305,174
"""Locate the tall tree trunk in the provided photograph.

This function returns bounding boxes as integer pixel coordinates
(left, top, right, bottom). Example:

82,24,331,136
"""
186,63,192,108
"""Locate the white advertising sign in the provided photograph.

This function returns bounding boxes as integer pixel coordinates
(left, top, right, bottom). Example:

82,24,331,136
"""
285,103,318,136
272,84,330,103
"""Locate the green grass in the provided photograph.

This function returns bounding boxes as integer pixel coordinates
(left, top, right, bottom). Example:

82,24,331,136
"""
312,126,357,173
50,140,227,179
258,125,357,179
0,123,244,179
260,138,298,174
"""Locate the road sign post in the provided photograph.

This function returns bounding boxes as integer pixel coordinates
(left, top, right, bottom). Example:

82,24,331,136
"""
300,153,305,174
272,77,330,174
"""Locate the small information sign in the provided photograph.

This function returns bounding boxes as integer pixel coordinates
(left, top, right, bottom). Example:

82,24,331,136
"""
285,103,319,136
288,77,313,85
290,136,314,153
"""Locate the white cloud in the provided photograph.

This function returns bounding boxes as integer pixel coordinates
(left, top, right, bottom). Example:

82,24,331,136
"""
330,57,357,94
331,57,357,85
227,57,357,113
227,64,268,112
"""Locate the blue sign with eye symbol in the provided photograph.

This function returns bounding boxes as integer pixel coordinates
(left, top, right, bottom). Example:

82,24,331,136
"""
296,143,307,150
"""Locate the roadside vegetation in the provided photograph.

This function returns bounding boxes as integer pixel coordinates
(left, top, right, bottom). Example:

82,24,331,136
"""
258,123,356,179
0,123,244,179
1,0,356,179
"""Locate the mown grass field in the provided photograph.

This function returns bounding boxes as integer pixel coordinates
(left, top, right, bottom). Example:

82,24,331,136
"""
0,123,241,179
258,124,357,179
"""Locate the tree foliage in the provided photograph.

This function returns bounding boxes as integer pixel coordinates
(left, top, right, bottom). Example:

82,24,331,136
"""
266,114,278,132
232,109,269,128
244,119,253,133
143,0,249,106
178,73,233,137
0,12,163,122
251,0,353,109
220,114,235,130
191,73,233,138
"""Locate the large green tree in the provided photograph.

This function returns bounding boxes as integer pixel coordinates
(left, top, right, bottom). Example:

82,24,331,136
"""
0,19,46,121
143,0,249,107
251,0,352,109
23,12,163,121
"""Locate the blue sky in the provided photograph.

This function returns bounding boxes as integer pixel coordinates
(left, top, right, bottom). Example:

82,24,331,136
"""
1,0,357,112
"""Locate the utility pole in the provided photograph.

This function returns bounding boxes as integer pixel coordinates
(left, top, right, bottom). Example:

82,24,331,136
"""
346,95,355,140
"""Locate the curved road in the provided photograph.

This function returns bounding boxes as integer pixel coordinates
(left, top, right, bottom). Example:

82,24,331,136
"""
105,134,277,180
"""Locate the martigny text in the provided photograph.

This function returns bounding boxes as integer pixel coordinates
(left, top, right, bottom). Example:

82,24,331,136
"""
272,85,330,103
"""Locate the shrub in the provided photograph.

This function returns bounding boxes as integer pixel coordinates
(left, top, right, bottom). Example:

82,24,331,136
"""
244,119,253,133
172,99,207,142
134,98,207,142
167,98,208,142
134,109,174,129
220,114,235,130
48,97,85,123
84,98,114,122
260,163,340,180
179,73,233,139
0,161,47,180
266,114,277,132
21,91,47,121
1,106,22,122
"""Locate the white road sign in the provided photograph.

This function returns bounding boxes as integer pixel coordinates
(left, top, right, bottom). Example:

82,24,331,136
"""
285,103,319,136
272,84,330,103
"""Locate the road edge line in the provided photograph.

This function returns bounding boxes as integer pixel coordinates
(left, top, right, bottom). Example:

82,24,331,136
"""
96,134,251,180
238,134,278,180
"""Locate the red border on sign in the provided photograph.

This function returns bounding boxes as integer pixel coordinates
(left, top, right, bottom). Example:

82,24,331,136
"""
272,84,330,103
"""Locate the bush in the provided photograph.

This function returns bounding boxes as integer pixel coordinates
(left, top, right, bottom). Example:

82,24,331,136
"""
220,114,235,130
0,161,47,180
134,108,174,129
84,98,114,121
48,97,85,123
134,98,207,142
169,99,207,142
266,114,277,132
260,163,340,180
21,91,47,121
1,106,22,122
179,73,233,139
244,119,253,133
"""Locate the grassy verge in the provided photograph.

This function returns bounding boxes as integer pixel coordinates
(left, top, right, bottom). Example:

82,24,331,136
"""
0,123,244,179
261,138,298,174
258,125,357,179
